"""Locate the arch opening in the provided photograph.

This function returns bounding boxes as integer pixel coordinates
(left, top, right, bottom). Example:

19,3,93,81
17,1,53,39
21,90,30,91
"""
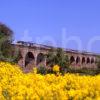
37,53,45,65
87,57,90,64
82,57,85,64
25,52,35,66
91,58,94,64
70,56,75,64
76,56,80,64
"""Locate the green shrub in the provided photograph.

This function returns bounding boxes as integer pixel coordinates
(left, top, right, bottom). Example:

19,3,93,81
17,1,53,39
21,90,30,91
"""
67,67,99,75
37,66,47,75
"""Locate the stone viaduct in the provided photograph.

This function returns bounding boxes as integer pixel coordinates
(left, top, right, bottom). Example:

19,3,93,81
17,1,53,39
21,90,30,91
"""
14,41,98,72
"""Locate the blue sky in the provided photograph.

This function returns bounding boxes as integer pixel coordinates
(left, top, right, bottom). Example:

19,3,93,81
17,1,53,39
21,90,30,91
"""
0,0,100,53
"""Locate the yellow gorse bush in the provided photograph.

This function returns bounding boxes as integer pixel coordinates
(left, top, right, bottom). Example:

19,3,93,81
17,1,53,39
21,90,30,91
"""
53,65,60,72
33,67,37,74
0,62,100,100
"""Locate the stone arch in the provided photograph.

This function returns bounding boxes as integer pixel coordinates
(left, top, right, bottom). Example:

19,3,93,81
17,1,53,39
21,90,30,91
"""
87,57,90,64
25,52,35,66
91,58,94,64
82,57,85,64
36,53,45,65
76,56,80,64
70,56,75,64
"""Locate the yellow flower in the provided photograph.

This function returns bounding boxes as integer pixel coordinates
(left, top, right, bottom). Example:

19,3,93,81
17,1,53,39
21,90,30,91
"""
33,67,37,74
0,62,99,99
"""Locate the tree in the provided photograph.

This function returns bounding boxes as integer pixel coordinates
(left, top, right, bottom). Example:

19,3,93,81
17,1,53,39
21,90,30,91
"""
54,48,70,73
0,23,20,62
46,48,70,73
46,48,56,67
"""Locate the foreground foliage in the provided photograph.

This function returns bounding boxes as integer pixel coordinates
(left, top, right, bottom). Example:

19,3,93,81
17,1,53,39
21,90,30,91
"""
0,62,100,100
46,48,69,73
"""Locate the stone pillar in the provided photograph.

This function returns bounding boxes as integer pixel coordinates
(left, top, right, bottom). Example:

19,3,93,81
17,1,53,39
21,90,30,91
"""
18,49,26,68
74,57,76,65
44,57,47,66
18,58,23,67
80,57,82,68
34,53,37,67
